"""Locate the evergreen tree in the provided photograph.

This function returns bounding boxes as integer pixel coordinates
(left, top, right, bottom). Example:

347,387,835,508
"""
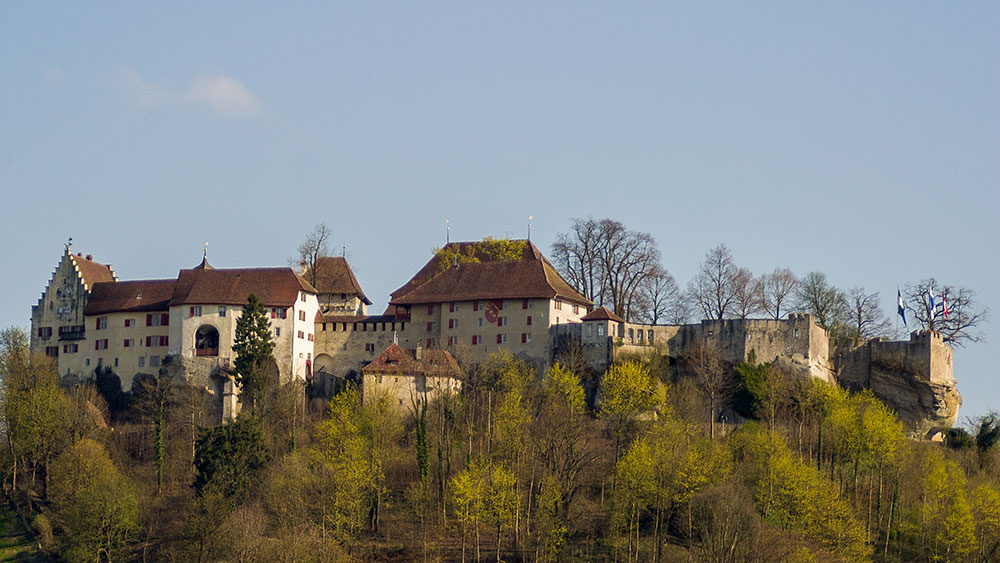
233,293,276,411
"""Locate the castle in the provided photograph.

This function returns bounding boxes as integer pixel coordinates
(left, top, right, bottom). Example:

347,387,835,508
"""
30,240,960,434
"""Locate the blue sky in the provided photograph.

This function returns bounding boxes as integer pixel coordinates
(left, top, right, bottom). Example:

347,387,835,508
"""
2,3,997,421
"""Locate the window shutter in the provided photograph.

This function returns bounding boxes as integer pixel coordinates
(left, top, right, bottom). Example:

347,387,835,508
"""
497,334,502,344
449,303,455,313
523,300,528,309
522,333,527,343
95,318,100,330
161,313,169,326
426,322,433,332
527,316,532,326
146,336,151,347
189,307,194,318
473,301,479,311
95,340,99,351
146,314,152,327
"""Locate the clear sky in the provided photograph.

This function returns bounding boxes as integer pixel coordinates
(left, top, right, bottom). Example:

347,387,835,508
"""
2,3,997,421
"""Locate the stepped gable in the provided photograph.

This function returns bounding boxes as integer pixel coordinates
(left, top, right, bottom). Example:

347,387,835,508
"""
169,268,317,307
84,279,177,315
581,306,624,323
306,256,372,305
389,240,590,306
362,342,463,379
69,252,117,289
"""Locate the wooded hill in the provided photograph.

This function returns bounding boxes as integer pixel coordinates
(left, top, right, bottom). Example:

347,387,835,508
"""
2,325,999,562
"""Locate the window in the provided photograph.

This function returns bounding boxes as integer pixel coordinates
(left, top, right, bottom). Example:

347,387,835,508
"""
146,313,168,326
308,333,314,341
299,310,306,321
271,308,287,319
124,318,134,327
114,358,118,367
648,330,654,342
219,306,226,317
96,317,108,330
297,330,305,339
498,316,507,327
527,316,532,326
145,336,167,347
555,299,563,310
628,328,634,341
45,346,58,357
95,339,109,350
447,336,454,346
473,301,479,312
521,333,528,343
522,299,528,310
449,302,456,313
449,318,458,329
586,324,593,336
123,339,134,348
427,322,433,332
150,356,160,367
190,306,202,318
477,318,483,327
38,326,53,338
162,313,169,326
427,304,435,315
275,327,281,337
62,343,78,354
138,357,144,367
497,333,507,344
597,324,606,336
301,293,307,302
426,338,435,348
573,304,579,315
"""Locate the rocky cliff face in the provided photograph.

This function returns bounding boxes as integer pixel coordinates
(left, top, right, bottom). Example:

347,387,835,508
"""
832,331,960,437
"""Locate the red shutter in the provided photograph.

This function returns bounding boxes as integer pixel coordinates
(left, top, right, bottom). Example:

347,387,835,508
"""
449,303,455,313
522,333,527,343
497,318,503,327
95,318,100,330
448,319,454,329
146,314,152,326
146,336,152,347
497,300,503,310
427,305,434,315
161,313,169,326
426,322,433,332
95,340,99,350
123,340,129,347
472,335,477,345
189,307,194,318
473,301,479,311
527,316,532,326
497,334,502,344
522,300,528,309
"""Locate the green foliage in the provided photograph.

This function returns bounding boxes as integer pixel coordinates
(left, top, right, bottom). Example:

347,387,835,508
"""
194,416,271,501
478,236,525,262
915,448,976,561
972,483,1000,561
413,396,429,482
434,237,525,272
975,412,1000,453
541,363,586,416
599,361,659,465
48,439,138,562
131,371,173,494
93,366,129,413
944,427,974,450
732,424,870,561
732,350,770,419
233,293,277,410
449,458,520,558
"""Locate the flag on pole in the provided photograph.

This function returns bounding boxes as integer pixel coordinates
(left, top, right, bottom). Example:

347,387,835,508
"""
943,293,949,319
897,288,907,326
928,285,936,321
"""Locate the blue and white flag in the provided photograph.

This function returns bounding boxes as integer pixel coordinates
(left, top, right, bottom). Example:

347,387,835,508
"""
897,288,906,326
928,285,936,321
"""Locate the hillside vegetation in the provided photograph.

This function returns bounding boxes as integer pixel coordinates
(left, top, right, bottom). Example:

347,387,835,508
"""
2,327,999,562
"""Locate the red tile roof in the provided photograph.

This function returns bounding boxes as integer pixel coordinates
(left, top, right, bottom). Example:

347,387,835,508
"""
362,343,463,379
70,253,116,289
85,279,177,315
580,306,624,323
169,268,316,307
305,257,371,305
389,240,590,306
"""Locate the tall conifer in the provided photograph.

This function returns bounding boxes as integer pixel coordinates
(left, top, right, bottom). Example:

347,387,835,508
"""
233,293,276,411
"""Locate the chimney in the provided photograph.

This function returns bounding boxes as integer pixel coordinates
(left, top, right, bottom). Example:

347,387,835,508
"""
415,343,423,361
85,254,93,261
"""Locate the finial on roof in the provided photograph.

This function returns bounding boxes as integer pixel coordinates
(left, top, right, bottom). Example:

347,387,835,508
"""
194,242,214,270
66,237,73,252
528,215,533,241
446,218,450,244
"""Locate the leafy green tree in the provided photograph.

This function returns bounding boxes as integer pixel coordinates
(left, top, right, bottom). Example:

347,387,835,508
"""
93,365,129,414
193,416,270,501
233,293,277,411
912,448,976,561
49,439,138,562
972,483,1000,562
598,361,658,467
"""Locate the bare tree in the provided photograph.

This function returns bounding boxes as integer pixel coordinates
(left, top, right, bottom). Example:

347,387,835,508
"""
295,223,333,288
796,271,847,333
684,342,733,440
688,244,739,320
634,267,684,325
903,279,989,346
844,287,891,340
552,218,662,322
552,218,605,304
730,267,763,320
760,268,799,320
